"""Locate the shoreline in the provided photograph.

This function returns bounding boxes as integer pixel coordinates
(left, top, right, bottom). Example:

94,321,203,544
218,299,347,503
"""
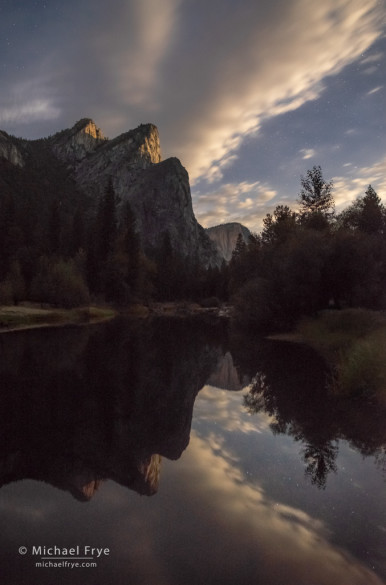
0,305,117,334
0,301,231,334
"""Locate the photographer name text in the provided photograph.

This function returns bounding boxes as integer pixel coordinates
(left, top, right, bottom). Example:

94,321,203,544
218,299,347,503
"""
31,546,109,558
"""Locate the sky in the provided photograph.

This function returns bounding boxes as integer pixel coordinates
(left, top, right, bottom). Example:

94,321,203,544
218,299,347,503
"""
1,0,386,232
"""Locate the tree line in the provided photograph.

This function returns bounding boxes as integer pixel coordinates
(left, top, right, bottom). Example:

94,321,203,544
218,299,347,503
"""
228,166,386,331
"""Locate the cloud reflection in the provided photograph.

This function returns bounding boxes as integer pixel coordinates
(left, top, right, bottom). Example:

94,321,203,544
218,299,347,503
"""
180,430,384,585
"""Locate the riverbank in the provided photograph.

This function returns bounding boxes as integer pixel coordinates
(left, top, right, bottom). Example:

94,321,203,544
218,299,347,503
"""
291,309,386,404
0,304,117,333
0,301,231,334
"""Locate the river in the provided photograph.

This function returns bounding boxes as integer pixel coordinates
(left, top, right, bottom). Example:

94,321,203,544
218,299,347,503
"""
0,316,385,584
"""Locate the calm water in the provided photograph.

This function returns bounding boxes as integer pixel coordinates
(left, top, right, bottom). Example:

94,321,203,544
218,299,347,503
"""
0,316,385,585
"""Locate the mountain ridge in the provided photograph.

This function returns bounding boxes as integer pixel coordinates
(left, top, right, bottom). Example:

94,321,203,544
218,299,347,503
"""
0,119,221,268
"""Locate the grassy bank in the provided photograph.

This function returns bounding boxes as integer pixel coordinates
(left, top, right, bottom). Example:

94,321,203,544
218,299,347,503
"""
0,305,117,332
297,309,386,403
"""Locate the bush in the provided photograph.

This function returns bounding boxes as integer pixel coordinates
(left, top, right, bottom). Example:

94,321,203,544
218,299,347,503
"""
335,329,386,401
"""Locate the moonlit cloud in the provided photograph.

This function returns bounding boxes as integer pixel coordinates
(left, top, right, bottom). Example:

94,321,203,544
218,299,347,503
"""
0,99,60,124
162,0,383,182
360,52,384,65
194,180,278,230
0,0,385,230
366,85,383,95
333,156,386,209
300,148,316,160
0,76,61,125
87,0,181,108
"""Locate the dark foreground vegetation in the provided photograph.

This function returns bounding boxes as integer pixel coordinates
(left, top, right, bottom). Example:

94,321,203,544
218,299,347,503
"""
229,168,386,330
298,309,386,404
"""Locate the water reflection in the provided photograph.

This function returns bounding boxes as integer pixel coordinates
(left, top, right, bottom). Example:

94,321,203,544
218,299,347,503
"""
0,317,226,499
0,320,385,496
0,317,385,584
180,414,384,585
232,337,386,488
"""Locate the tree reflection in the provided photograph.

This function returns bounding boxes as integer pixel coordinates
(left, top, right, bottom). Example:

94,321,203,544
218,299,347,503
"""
244,371,339,489
236,335,386,489
301,441,338,489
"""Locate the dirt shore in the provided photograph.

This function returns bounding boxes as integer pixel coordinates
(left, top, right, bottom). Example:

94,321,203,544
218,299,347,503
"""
0,305,117,334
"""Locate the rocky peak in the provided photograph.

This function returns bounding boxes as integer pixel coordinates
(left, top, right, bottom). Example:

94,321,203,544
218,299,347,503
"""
206,222,251,262
104,123,161,167
0,117,220,268
73,118,105,140
51,118,107,163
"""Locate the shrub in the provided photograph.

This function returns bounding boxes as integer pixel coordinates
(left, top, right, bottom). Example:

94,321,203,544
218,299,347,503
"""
335,329,386,401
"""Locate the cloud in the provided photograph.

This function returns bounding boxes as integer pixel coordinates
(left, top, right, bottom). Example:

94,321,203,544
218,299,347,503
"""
333,156,386,209
0,76,61,126
300,148,316,160
86,0,181,108
360,51,384,65
4,0,382,184
194,180,277,230
0,99,60,125
366,86,383,95
158,0,383,182
0,0,182,133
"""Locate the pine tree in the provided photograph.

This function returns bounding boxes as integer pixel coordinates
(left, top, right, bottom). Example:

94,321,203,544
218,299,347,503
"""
298,166,334,224
358,185,384,234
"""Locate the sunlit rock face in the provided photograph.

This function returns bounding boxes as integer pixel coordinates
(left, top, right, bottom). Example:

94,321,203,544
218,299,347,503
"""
0,131,24,167
53,119,219,267
0,118,220,266
51,118,108,162
71,121,218,265
206,222,251,262
73,120,161,179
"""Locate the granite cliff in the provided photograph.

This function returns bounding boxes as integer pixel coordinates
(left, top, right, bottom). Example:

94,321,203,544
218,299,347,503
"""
206,222,251,262
0,119,220,267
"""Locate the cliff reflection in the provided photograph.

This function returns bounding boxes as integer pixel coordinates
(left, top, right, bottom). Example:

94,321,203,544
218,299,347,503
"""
0,317,226,500
1,318,384,501
235,337,386,488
